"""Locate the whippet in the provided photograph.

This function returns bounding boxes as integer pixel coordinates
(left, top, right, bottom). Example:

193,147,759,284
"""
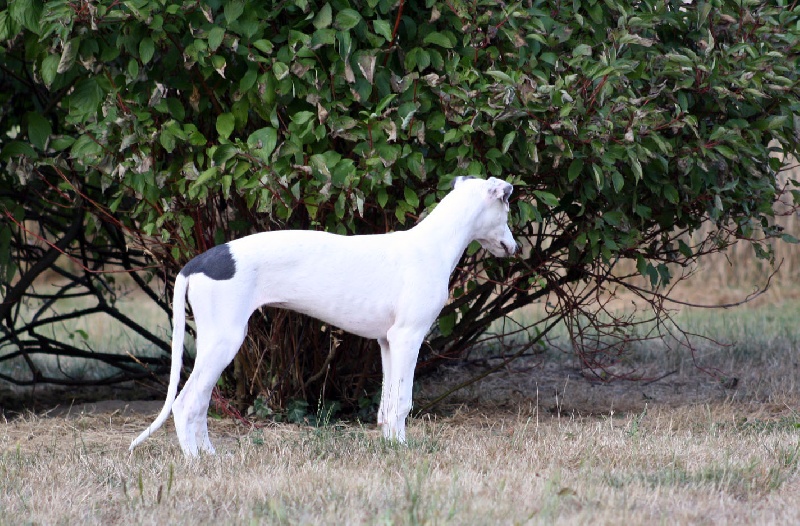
130,176,518,456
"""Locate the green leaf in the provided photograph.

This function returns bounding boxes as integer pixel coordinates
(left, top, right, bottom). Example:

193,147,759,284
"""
377,188,388,208
657,263,671,287
407,47,430,71
486,70,514,83
423,31,453,49
630,158,642,182
636,255,648,278
539,52,558,65
1,141,37,160
373,19,392,41
533,190,559,208
663,184,679,204
273,61,289,80
49,136,75,151
715,144,737,160
310,151,339,181
127,58,140,79
9,0,43,33
677,240,692,258
501,131,516,154
27,112,51,150
41,54,59,87
167,98,185,120
70,135,102,158
375,93,396,114
754,115,789,131
247,127,278,161
188,128,207,146
0,11,18,41
216,113,235,139
591,164,604,188
68,78,104,117
568,159,583,182
208,27,225,52
239,70,258,93
313,3,332,29
438,312,456,337
335,9,362,31
612,170,624,192
603,211,624,227
665,53,693,67
211,54,226,76
252,39,274,54
212,144,237,165
191,167,220,196
291,111,315,126
404,187,420,209
311,28,336,48
407,153,425,180
224,1,245,23
572,44,592,57
160,127,176,152
139,37,155,65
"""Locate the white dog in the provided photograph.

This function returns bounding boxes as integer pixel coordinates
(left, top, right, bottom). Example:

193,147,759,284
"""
130,176,518,456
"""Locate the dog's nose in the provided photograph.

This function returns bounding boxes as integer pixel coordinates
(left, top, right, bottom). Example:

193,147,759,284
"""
502,242,520,256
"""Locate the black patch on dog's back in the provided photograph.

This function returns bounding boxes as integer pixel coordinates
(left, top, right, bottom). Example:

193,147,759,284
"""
180,243,236,280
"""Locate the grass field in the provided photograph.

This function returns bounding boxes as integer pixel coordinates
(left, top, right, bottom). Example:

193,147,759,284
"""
1,398,798,524
2,294,800,524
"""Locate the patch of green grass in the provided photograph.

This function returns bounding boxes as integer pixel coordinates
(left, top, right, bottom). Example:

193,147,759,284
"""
654,301,800,362
639,446,800,497
492,298,800,374
3,290,172,383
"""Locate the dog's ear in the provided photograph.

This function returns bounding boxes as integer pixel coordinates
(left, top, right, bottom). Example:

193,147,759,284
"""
452,175,477,189
487,178,513,204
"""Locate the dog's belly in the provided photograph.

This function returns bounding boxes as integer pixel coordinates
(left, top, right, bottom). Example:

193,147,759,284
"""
277,297,395,340
261,267,401,339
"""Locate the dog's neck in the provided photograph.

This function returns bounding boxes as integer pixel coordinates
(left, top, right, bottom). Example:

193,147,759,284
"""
408,189,483,274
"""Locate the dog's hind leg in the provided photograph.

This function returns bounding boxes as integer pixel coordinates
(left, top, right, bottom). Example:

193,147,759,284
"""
173,326,246,455
172,378,193,455
193,331,244,454
173,285,251,456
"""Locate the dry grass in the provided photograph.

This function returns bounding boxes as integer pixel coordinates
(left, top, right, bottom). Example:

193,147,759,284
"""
1,400,799,525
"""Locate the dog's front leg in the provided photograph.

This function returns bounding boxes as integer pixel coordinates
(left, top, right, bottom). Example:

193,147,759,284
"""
382,326,425,442
377,337,391,428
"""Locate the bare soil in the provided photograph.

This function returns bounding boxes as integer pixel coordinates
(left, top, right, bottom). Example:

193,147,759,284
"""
3,349,793,426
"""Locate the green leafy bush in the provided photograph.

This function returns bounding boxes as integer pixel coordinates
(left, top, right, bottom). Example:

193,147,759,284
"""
1,0,799,408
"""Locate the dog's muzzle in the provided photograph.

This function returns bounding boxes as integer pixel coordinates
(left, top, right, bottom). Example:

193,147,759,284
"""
501,241,520,256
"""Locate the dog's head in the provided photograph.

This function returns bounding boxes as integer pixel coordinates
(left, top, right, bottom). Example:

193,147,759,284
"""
453,176,519,257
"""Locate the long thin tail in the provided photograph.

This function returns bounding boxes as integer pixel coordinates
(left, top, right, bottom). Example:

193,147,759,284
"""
129,273,188,451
